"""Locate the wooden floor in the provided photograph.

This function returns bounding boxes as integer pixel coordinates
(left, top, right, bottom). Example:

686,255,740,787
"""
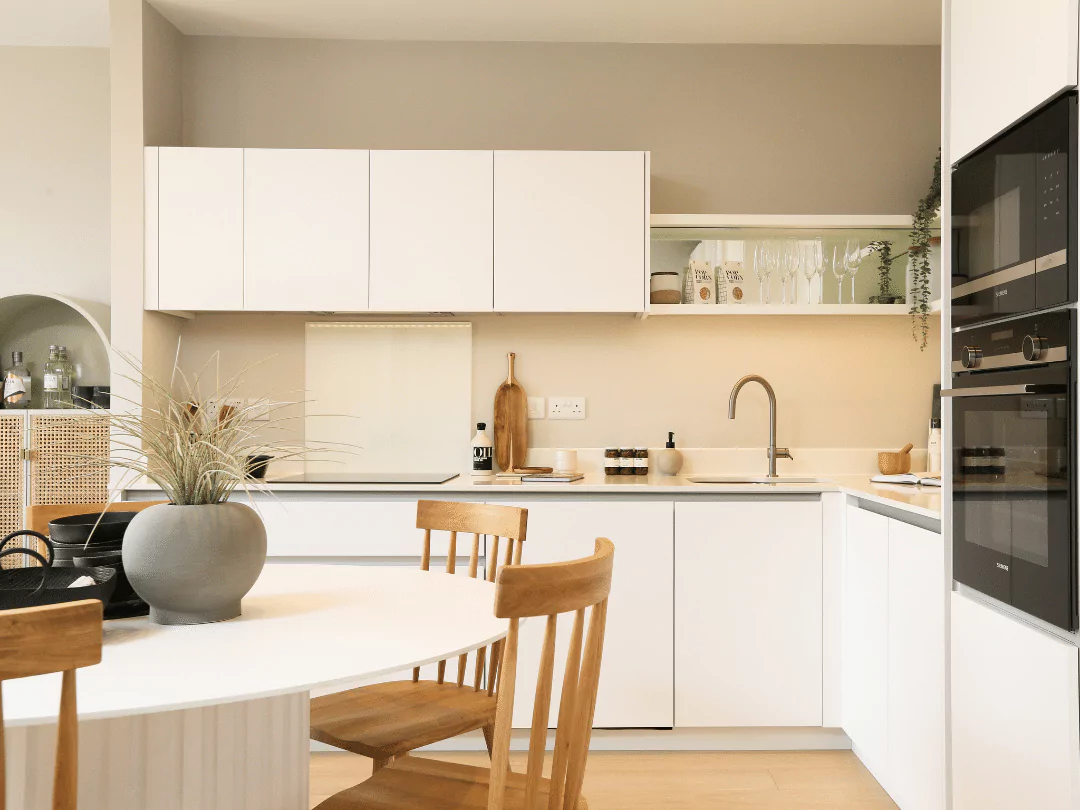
310,750,899,809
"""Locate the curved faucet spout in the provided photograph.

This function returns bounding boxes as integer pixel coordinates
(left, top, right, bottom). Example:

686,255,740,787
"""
727,375,789,477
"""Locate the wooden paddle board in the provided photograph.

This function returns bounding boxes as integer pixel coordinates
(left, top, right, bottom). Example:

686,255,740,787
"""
493,352,528,472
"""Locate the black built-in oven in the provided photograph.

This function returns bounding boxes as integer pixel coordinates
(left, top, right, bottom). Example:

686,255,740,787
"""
951,92,1077,328
947,310,1076,630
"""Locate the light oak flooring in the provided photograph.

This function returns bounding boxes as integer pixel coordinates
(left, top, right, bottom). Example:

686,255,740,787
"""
310,750,899,809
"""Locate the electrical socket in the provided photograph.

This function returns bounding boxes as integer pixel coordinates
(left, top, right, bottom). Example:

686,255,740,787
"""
248,397,271,422
527,397,546,420
548,397,585,420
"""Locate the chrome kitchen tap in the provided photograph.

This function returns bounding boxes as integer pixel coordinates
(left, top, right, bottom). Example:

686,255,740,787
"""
727,375,793,478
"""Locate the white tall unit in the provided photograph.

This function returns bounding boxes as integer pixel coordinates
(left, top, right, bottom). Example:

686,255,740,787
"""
493,151,647,312
949,0,1079,160
842,506,889,778
494,499,674,730
952,593,1080,810
674,499,824,727
369,151,494,312
243,149,370,312
156,147,244,311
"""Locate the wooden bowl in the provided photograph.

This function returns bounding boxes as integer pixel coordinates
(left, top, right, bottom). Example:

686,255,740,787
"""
878,443,914,475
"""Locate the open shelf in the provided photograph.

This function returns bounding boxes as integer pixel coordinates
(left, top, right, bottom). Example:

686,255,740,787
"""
646,304,911,316
650,213,925,230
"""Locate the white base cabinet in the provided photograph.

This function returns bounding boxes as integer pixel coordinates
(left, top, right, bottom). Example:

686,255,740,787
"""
843,504,945,810
951,592,1080,810
675,499,823,727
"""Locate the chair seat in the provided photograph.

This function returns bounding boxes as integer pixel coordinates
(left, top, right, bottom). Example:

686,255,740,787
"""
310,680,497,759
312,755,589,810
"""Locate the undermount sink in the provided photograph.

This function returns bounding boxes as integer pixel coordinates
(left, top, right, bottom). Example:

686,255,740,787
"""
686,475,830,485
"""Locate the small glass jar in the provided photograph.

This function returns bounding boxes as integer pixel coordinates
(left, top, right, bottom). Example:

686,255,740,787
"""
604,448,621,476
619,448,635,475
634,447,649,476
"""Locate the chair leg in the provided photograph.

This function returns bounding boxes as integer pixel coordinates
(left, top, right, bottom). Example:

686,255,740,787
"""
372,756,392,774
482,724,495,758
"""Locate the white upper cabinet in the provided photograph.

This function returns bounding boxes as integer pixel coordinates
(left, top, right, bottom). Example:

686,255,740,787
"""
493,151,647,312
244,149,370,312
157,147,244,311
369,151,494,312
675,499,823,727
949,0,1078,161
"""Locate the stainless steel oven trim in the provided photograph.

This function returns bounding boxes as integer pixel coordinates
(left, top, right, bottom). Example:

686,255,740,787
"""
942,383,1068,397
950,346,1068,373
951,261,1035,299
1036,249,1068,273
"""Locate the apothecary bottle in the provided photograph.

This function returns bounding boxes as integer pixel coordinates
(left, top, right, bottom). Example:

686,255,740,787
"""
43,345,61,408
3,351,31,409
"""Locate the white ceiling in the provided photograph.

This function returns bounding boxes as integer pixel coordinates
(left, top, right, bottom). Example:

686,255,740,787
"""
0,0,110,47
0,0,942,48
151,0,941,44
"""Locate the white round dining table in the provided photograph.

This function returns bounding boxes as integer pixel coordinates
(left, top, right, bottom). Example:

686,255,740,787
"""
3,564,507,810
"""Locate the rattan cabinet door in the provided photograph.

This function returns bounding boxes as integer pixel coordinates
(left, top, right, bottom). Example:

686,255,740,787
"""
0,413,25,568
29,414,109,507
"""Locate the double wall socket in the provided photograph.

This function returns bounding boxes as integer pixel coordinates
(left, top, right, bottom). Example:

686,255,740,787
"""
548,397,586,420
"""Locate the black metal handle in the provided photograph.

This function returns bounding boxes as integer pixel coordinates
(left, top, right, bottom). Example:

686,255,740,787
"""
0,530,54,567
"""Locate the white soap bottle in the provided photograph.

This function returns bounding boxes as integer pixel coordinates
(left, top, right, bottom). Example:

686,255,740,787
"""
472,422,494,477
927,418,942,474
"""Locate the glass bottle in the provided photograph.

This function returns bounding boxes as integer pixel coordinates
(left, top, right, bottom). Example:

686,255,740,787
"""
2,351,31,409
57,346,75,406
43,345,61,408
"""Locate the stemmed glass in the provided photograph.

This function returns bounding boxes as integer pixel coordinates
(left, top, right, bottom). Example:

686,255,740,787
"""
779,240,799,304
845,239,862,304
800,239,823,304
830,244,847,304
752,242,772,305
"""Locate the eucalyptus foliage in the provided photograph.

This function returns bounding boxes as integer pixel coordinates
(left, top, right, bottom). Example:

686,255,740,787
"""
909,150,942,350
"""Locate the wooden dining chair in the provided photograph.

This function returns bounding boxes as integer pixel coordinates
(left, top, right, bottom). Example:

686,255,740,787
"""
314,537,615,810
310,500,528,771
0,600,104,810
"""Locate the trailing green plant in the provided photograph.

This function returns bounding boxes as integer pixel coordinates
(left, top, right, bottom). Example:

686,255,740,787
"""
909,149,941,350
867,239,906,304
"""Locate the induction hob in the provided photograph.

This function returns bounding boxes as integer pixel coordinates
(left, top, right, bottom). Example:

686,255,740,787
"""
272,472,460,485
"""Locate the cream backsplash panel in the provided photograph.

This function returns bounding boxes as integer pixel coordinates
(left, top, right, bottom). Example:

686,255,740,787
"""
172,313,940,457
303,322,472,473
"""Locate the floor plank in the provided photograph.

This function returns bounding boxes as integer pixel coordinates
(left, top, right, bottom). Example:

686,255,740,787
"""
310,750,899,810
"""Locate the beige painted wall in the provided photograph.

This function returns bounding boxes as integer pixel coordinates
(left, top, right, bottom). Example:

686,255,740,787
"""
0,47,110,304
167,37,942,452
181,39,940,214
174,312,940,452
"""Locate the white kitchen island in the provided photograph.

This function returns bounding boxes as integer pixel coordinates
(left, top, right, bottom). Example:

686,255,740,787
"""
3,565,507,810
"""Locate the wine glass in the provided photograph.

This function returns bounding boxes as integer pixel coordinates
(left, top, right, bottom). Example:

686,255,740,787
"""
800,239,822,304
779,240,799,304
845,239,862,304
830,244,847,304
752,242,771,305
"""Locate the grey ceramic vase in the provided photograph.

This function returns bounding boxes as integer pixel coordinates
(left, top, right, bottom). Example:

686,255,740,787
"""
122,502,267,625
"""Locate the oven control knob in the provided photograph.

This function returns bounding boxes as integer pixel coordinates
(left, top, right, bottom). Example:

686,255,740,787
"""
1023,335,1048,362
961,346,983,369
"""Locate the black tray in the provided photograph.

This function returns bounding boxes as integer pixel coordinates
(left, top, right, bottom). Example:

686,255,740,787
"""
0,531,117,610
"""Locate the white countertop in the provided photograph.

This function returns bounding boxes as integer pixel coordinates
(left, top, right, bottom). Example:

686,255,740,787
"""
127,473,941,520
4,564,506,726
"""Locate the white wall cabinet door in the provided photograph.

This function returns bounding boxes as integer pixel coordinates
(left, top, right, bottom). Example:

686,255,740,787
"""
842,505,889,779
490,499,673,730
952,592,1080,810
887,519,946,810
244,149,370,312
369,151,493,312
949,0,1078,161
157,147,244,310
493,151,646,312
675,499,823,727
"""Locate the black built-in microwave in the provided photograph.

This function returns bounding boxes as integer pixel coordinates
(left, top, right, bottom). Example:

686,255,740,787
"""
952,93,1077,328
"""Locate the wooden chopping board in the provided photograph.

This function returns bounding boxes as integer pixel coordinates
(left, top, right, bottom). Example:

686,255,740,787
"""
493,352,528,472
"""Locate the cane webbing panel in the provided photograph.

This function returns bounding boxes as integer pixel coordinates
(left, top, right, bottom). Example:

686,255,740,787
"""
29,414,110,507
0,414,24,569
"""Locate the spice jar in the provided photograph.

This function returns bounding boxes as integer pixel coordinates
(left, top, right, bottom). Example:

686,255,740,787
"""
604,448,621,476
619,448,635,475
634,447,649,476
650,271,682,305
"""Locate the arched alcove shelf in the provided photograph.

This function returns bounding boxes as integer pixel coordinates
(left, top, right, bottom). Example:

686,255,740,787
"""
0,294,111,408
